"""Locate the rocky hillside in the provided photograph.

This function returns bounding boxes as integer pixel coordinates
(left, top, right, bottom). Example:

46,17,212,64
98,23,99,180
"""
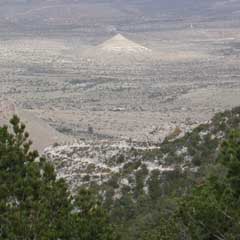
44,106,240,239
45,106,240,197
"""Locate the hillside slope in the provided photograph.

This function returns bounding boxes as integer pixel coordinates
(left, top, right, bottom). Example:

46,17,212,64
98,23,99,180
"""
45,105,240,195
45,106,240,238
0,100,72,152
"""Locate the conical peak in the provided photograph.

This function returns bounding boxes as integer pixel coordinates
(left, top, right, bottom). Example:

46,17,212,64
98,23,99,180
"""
98,34,151,53
111,34,128,41
103,34,137,46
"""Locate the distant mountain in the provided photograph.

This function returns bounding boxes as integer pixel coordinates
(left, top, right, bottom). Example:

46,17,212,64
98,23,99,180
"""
82,34,154,65
1,0,239,33
98,34,151,54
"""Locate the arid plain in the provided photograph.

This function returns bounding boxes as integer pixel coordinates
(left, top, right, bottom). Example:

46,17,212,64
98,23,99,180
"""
1,1,240,149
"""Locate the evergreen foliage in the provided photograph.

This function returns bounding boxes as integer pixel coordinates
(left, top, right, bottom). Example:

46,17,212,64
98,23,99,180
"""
179,130,240,240
1,107,240,240
0,115,117,240
103,107,240,240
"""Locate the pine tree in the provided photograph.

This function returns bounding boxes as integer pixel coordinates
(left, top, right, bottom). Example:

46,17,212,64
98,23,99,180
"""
0,115,117,240
178,130,240,240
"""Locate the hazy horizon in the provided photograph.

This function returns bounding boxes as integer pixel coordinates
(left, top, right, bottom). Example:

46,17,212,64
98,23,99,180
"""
0,0,239,36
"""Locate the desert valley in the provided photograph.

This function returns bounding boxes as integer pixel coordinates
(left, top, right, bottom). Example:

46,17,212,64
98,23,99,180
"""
1,2,240,238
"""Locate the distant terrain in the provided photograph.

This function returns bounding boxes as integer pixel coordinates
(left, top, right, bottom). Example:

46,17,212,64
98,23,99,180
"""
1,1,240,238
1,0,240,38
0,0,240,146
